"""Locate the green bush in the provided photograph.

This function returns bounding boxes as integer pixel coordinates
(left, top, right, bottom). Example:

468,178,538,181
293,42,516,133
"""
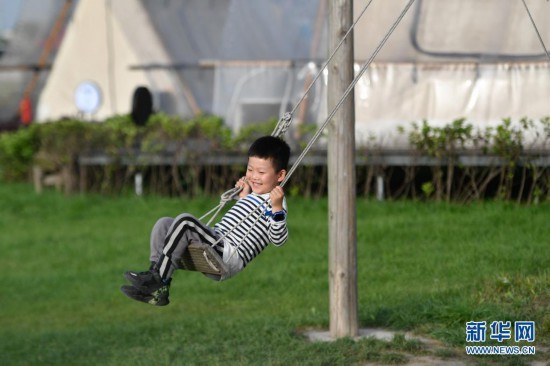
142,113,232,153
399,117,549,202
34,119,96,165
0,125,39,181
0,113,238,180
0,114,548,203
232,118,279,149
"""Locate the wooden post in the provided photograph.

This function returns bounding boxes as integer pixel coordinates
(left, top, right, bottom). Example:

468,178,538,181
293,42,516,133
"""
328,0,358,338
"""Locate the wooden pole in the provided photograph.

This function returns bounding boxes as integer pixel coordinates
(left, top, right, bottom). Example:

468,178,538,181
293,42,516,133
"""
328,0,358,338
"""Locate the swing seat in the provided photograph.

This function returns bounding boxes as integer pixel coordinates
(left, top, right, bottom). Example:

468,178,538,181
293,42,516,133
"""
179,242,229,280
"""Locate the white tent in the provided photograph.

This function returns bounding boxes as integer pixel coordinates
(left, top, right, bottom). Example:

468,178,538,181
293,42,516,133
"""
37,0,192,121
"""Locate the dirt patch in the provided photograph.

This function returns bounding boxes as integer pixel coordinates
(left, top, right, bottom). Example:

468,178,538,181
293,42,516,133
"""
304,327,547,365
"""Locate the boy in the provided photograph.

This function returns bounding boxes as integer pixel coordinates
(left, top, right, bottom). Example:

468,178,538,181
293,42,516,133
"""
121,135,291,306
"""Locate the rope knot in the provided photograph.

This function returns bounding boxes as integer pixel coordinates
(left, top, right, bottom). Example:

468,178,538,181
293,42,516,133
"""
272,112,293,138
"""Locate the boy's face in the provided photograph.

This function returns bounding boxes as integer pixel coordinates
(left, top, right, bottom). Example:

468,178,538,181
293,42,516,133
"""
245,156,286,195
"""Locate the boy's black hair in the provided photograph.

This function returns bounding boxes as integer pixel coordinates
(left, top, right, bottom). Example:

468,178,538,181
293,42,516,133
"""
248,136,291,172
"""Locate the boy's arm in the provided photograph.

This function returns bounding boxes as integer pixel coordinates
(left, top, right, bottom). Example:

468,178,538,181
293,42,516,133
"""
269,213,288,246
269,186,284,212
269,187,288,246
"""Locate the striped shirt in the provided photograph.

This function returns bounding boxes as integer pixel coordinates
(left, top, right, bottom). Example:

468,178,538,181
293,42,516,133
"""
214,193,288,267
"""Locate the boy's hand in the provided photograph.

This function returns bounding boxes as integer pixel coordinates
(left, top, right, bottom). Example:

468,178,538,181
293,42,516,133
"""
270,186,285,212
236,176,251,198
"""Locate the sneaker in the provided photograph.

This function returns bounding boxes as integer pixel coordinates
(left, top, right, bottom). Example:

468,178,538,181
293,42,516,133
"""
124,270,163,293
120,284,170,306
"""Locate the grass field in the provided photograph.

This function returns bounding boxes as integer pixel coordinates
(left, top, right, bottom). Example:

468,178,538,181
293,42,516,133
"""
0,183,548,365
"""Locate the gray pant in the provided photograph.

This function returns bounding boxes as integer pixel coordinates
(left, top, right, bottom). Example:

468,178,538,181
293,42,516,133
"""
149,213,243,280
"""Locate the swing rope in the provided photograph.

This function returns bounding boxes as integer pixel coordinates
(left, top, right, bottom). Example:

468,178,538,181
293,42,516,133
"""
200,186,242,226
201,0,417,259
200,0,378,225
281,0,416,187
521,0,550,62
270,0,380,140
284,0,375,121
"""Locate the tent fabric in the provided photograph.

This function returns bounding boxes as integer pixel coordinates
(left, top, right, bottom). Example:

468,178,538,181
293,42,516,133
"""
137,0,325,115
413,0,549,59
355,61,550,147
353,0,550,62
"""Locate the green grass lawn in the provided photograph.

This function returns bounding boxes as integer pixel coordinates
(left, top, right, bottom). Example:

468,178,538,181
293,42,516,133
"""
0,183,548,365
